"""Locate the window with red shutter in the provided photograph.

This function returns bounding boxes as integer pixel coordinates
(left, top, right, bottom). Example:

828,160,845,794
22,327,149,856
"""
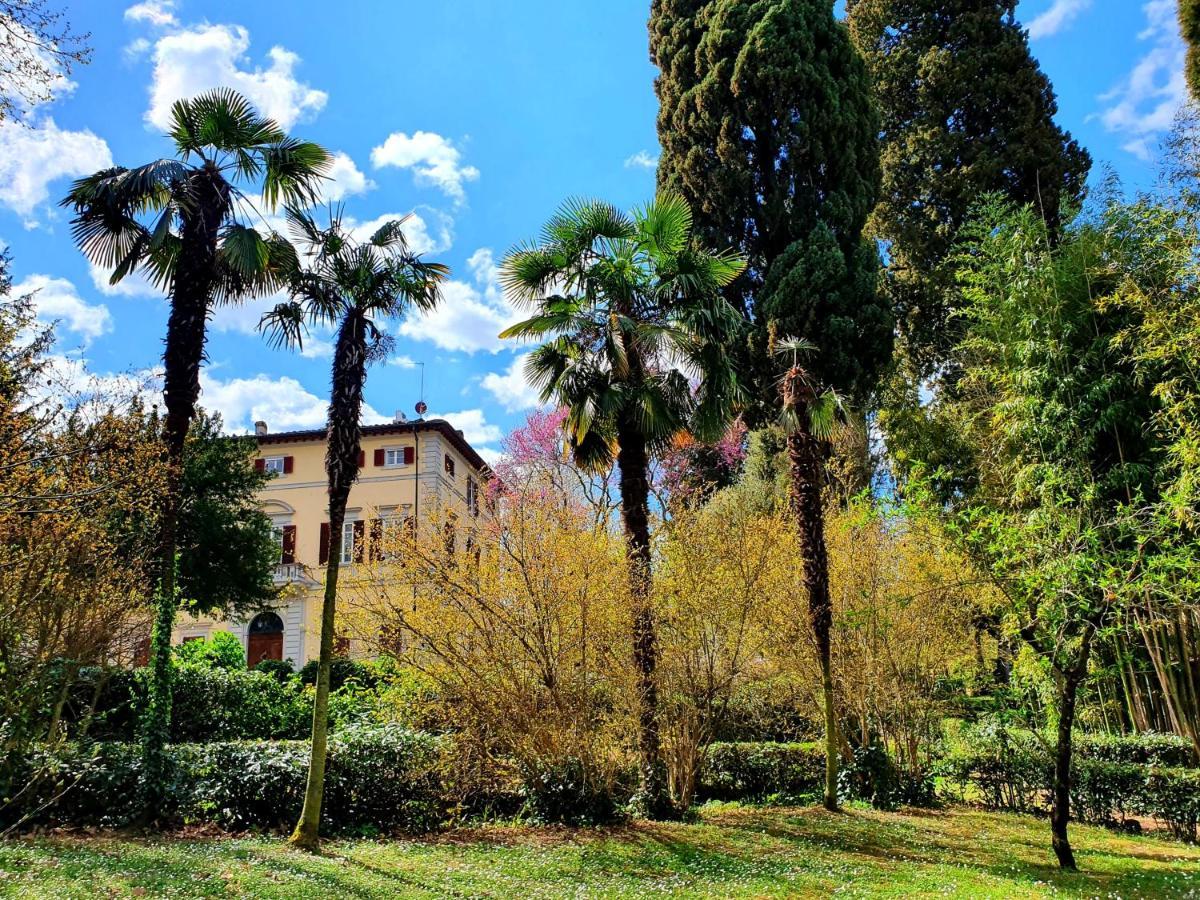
353,520,365,563
319,522,330,564
403,446,415,465
374,448,385,467
283,456,294,474
254,458,266,473
357,450,365,468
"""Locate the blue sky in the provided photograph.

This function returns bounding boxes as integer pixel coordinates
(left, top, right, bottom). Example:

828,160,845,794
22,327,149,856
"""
0,0,1187,460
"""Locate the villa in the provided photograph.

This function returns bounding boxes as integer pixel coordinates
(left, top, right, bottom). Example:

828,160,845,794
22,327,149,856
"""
171,415,488,666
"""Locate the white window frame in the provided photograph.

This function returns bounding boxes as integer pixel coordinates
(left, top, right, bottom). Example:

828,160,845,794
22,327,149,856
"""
340,520,356,565
272,525,285,564
383,447,408,468
263,455,286,475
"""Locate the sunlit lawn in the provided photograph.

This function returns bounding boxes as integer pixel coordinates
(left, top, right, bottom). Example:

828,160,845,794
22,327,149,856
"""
2,804,1198,898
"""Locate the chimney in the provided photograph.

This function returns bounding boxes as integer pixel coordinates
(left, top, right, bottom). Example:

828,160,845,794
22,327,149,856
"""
254,420,268,436
393,410,407,424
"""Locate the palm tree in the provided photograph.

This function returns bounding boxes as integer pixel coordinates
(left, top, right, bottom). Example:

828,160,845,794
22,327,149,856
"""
60,88,329,810
499,194,746,817
774,337,847,812
261,207,447,850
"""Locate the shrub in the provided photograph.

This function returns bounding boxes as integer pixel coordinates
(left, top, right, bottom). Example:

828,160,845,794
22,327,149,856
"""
2,726,446,834
838,743,936,810
697,742,824,803
167,664,310,742
516,757,631,825
298,656,379,691
1075,732,1196,768
253,658,296,682
174,631,245,670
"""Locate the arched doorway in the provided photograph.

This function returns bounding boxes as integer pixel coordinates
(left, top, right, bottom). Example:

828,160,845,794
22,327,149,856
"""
247,611,284,665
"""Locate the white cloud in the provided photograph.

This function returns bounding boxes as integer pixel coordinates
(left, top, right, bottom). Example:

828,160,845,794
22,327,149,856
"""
0,117,112,221
481,353,543,412
1026,0,1091,39
624,150,658,169
390,355,418,369
432,408,503,448
1095,0,1187,162
316,151,375,203
371,131,479,203
16,274,112,345
35,355,162,413
125,0,178,27
397,247,520,354
345,209,453,257
145,24,327,132
89,263,161,298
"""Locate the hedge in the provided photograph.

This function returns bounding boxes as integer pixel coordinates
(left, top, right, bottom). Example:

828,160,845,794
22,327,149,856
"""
697,742,825,803
2,725,445,834
939,726,1200,841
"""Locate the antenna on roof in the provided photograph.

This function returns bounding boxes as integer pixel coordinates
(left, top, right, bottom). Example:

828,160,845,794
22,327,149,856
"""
414,362,427,419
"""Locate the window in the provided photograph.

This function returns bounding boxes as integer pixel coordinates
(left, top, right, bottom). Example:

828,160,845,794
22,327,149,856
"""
340,520,356,565
385,447,407,467
272,526,285,563
263,456,286,475
444,453,456,478
467,476,479,516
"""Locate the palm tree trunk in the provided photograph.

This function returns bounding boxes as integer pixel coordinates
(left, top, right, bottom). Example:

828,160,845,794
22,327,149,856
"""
616,416,673,819
292,315,367,850
783,369,838,812
140,168,228,818
1050,623,1095,871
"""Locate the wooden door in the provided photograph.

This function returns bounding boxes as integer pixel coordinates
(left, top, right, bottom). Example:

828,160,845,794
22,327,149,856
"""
247,632,283,665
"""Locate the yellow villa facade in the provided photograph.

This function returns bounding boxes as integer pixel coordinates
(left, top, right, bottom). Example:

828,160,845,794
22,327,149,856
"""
172,416,488,666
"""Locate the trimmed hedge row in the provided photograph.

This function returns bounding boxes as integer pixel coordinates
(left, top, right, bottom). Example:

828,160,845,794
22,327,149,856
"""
698,742,825,803
939,728,1200,841
3,726,444,833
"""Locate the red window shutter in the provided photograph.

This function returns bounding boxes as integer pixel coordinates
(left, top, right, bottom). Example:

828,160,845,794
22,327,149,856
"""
368,518,382,561
403,446,415,465
353,520,366,563
374,448,385,467
254,458,265,473
319,522,330,564
281,525,297,564
283,456,294,474
357,450,365,468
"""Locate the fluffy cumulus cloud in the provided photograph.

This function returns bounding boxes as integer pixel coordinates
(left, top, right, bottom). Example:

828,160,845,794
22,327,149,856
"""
1096,0,1187,161
197,371,388,432
0,117,112,221
398,248,519,354
432,408,503,449
624,149,659,169
144,23,327,131
371,131,479,203
316,151,375,203
15,274,112,345
481,352,543,412
89,262,161,299
346,209,453,257
1026,0,1092,39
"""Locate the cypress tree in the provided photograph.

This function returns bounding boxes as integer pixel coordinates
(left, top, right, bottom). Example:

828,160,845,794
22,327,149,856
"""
845,0,1090,372
651,0,891,810
1181,0,1200,101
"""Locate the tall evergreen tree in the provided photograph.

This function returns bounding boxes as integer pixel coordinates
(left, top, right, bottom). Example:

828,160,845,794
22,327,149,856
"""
845,0,1090,372
651,0,891,809
1182,0,1200,101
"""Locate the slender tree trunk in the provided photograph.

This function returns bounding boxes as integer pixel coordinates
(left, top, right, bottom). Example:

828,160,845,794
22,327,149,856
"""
782,367,838,812
616,416,673,819
1050,623,1095,872
140,168,228,818
292,315,367,851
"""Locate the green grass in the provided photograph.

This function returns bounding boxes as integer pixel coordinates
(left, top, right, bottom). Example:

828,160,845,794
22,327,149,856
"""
2,805,1198,898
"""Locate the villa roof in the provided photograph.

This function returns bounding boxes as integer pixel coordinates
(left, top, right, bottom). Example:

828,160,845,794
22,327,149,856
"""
255,418,490,473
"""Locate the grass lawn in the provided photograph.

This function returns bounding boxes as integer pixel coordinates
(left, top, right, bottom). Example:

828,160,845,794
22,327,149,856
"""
2,804,1198,898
